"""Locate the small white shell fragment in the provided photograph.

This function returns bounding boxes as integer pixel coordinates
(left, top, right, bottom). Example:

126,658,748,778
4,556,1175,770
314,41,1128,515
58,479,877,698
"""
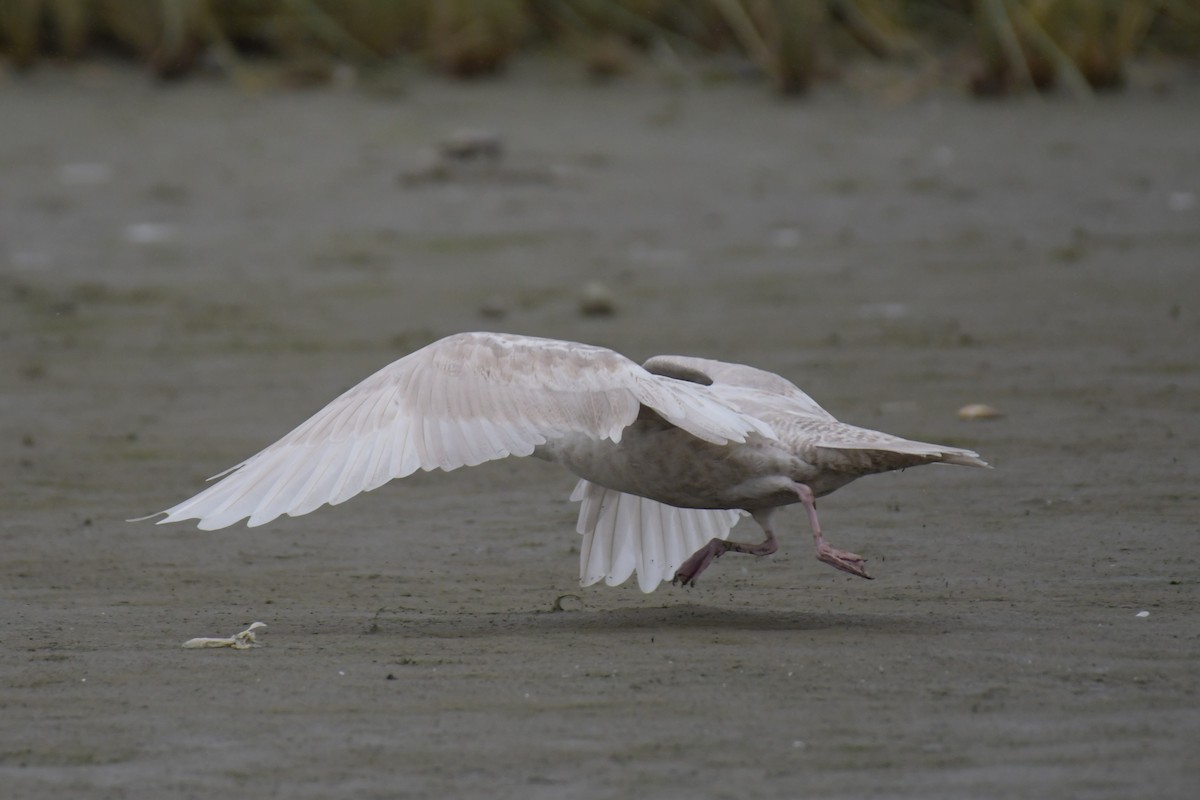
182,638,230,648
957,403,1003,421
1135,610,1150,618
182,621,267,649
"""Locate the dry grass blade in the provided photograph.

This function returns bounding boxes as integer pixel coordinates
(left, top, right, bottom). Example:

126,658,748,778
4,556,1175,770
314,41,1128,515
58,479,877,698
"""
281,0,383,63
980,0,1039,92
48,0,91,57
711,0,779,79
426,0,528,77
710,0,825,94
1009,0,1094,98
829,0,902,58
0,0,42,67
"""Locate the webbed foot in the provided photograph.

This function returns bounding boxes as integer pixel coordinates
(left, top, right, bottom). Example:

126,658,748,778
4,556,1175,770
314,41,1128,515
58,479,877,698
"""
815,536,872,579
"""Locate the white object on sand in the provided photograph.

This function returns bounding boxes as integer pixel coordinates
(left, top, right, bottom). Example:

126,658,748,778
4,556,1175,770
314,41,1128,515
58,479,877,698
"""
182,621,267,649
139,332,988,592
957,403,1003,421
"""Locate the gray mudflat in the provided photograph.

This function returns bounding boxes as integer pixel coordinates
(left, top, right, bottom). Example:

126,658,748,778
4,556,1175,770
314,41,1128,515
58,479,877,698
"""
3,64,1197,799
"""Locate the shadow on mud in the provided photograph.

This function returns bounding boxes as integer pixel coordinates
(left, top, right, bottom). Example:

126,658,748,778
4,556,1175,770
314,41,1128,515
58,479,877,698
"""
368,603,944,638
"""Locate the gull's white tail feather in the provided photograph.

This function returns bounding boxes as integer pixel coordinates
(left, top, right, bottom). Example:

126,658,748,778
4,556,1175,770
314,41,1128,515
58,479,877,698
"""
571,479,745,593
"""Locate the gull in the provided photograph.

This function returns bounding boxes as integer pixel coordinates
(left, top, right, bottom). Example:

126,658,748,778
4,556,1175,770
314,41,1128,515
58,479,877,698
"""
138,332,989,592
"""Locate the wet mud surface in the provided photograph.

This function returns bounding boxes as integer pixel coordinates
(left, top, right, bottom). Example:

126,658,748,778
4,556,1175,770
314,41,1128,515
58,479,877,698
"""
2,63,1198,798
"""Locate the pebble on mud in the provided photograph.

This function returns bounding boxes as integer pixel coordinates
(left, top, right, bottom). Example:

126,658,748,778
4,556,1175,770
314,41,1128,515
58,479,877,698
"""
957,403,1003,421
552,594,584,612
578,281,616,317
478,293,510,319
439,128,504,162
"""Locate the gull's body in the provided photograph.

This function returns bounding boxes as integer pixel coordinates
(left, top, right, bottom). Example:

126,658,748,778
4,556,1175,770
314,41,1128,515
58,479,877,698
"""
142,332,988,592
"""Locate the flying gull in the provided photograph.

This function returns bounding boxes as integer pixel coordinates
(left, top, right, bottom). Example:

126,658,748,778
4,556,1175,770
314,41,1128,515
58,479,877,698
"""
138,332,989,592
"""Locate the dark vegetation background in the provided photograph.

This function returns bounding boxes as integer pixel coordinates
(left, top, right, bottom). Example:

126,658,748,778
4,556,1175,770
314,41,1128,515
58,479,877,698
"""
2,0,1199,95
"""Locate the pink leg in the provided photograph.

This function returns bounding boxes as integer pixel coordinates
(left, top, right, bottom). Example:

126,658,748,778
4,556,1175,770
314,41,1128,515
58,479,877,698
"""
793,482,872,579
672,510,779,587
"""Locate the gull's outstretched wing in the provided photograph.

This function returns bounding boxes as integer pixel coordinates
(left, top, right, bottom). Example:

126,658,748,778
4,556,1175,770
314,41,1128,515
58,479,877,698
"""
571,479,746,593
144,332,771,530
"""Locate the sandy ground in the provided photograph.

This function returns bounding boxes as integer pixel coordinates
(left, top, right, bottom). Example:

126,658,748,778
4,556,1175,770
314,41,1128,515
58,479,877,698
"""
2,60,1198,799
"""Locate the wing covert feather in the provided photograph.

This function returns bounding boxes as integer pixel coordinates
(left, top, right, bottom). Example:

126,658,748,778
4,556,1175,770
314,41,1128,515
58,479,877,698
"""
644,354,835,421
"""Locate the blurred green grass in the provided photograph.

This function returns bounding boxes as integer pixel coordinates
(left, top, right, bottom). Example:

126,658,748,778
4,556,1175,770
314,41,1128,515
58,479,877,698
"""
0,0,1197,94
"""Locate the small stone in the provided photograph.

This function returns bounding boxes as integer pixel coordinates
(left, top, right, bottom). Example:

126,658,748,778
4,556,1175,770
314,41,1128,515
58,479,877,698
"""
957,403,1003,421
439,128,503,162
552,594,584,612
478,294,510,319
578,281,616,317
